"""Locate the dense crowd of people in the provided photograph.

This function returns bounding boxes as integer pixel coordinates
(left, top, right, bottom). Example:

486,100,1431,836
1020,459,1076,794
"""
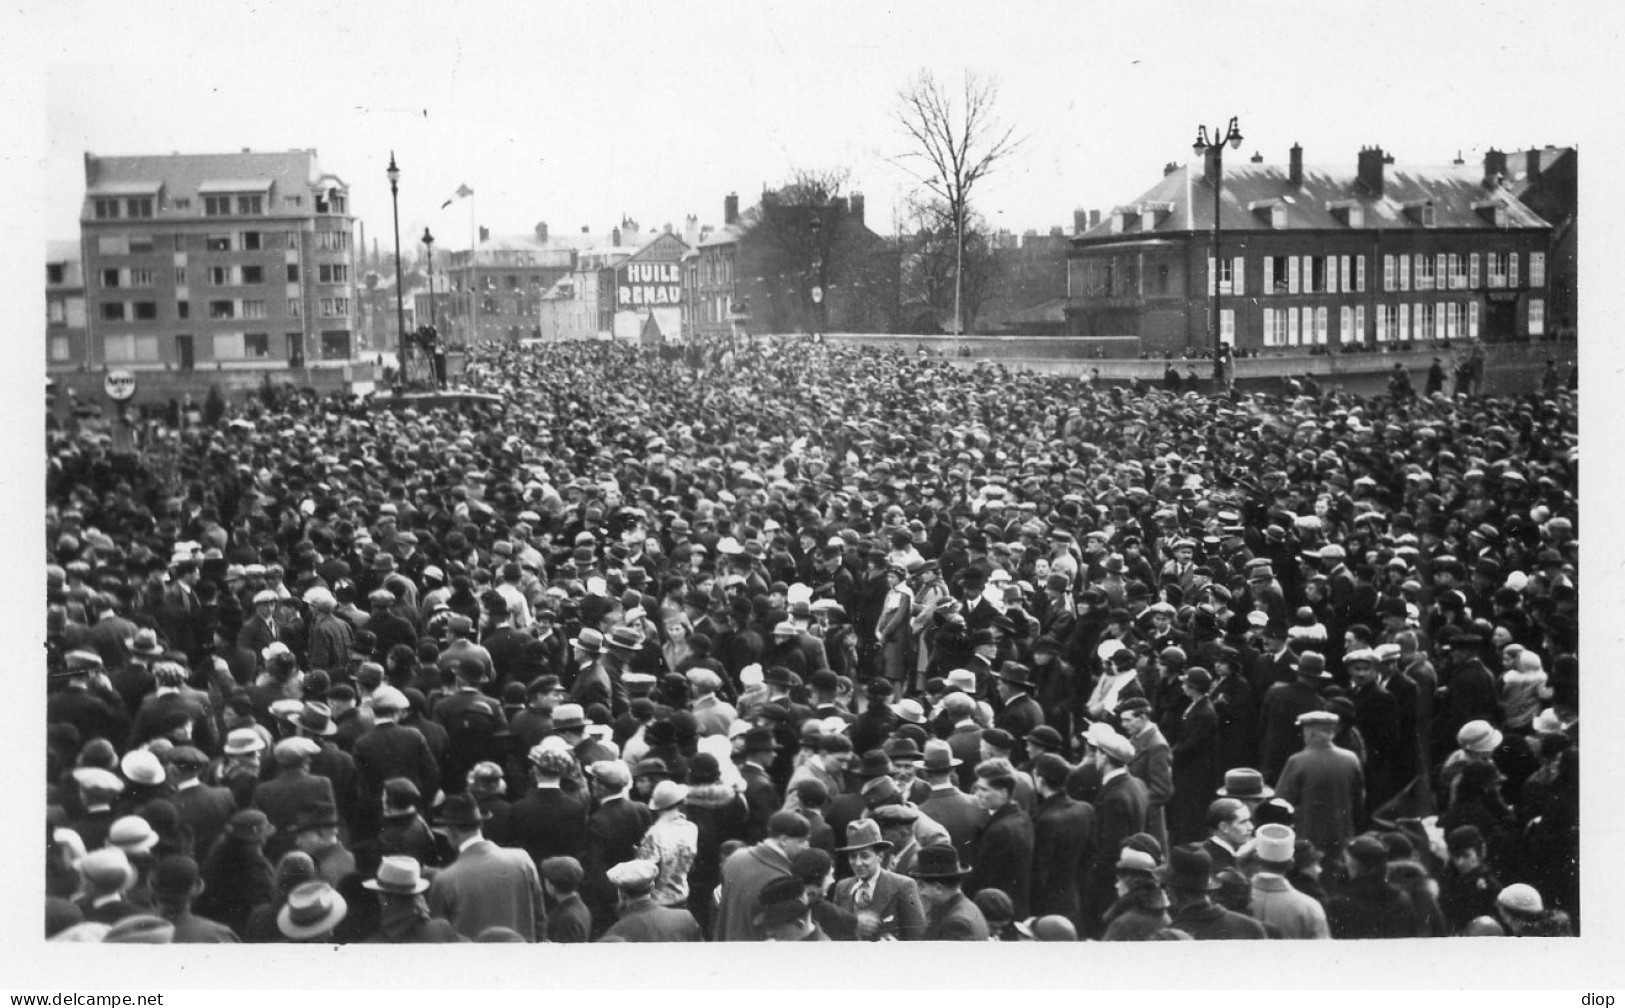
44,336,1579,943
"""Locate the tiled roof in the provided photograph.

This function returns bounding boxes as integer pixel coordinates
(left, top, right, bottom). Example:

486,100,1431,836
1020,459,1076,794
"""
82,150,325,219
1077,157,1549,242
698,224,742,249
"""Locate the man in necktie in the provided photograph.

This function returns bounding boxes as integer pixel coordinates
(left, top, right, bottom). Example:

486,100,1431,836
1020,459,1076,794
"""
830,819,926,940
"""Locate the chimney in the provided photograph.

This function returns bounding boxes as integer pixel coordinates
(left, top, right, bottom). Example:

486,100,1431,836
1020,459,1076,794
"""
724,193,740,226
1049,225,1064,238
1289,143,1303,187
1483,148,1507,187
1526,149,1541,191
1452,150,1465,166
1250,151,1264,164
1203,145,1222,187
1357,146,1386,197
612,227,621,247
1074,209,1088,233
1163,161,1178,176
535,222,549,243
1089,209,1101,229
850,192,865,226
478,225,490,243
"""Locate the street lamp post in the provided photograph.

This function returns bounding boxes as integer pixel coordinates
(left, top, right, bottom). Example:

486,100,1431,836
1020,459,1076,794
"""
808,210,826,339
386,152,407,389
422,227,437,335
1192,117,1243,389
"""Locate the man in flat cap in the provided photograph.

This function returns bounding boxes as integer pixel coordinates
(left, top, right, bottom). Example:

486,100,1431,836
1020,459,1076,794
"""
600,859,703,942
352,686,440,843
1079,722,1148,938
540,856,591,942
1275,709,1365,853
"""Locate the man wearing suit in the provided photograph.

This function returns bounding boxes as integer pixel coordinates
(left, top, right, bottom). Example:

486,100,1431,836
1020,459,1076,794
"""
992,662,1045,765
599,859,703,942
915,741,985,866
829,820,926,940
739,728,783,843
1119,697,1173,851
942,693,984,792
427,794,547,941
166,746,236,859
235,591,281,674
1029,752,1093,924
1079,722,1149,938
911,844,990,940
352,687,440,842
252,738,336,861
966,760,1034,918
1258,652,1330,784
1201,797,1255,874
582,760,653,937
505,746,589,869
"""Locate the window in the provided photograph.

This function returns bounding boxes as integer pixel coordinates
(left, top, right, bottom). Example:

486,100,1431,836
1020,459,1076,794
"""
128,235,155,254
1206,257,1237,294
209,300,235,319
47,263,65,284
288,298,302,317
240,231,262,251
1530,252,1547,287
1488,253,1508,287
50,336,71,362
315,231,349,251
1340,257,1353,293
134,301,158,321
1445,302,1464,339
329,193,346,214
1220,309,1235,345
129,269,155,287
1355,255,1366,292
1340,306,1353,342
97,235,128,256
320,330,352,359
104,334,161,363
241,265,264,285
1509,253,1520,287
126,198,154,218
1315,306,1329,344
206,234,231,252
287,231,301,250
1354,305,1365,340
101,302,126,321
1398,255,1410,291
177,301,189,319
102,269,122,289
244,333,270,357
317,264,349,284
1287,307,1300,345
1417,303,1437,340
48,298,66,324
1383,255,1395,291
319,297,349,317
174,268,186,287
1399,303,1411,341
1469,253,1481,288
1307,256,1328,294
285,195,303,208
174,233,188,251
1446,254,1465,290
286,264,300,282
241,299,267,319
1376,304,1396,342
1414,254,1435,291
507,275,520,289
172,198,191,210
237,195,263,216
204,196,232,217
206,266,229,286
1529,298,1545,336
1287,256,1300,294
94,198,121,219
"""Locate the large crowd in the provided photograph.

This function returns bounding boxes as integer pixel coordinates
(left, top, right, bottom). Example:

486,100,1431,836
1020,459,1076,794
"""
43,336,1579,943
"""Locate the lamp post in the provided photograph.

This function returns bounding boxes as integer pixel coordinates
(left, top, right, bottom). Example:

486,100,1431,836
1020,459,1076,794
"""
1192,117,1243,389
808,210,826,340
386,152,407,389
421,227,437,335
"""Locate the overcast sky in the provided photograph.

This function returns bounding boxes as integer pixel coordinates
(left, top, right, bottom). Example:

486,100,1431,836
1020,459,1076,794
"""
24,0,1613,253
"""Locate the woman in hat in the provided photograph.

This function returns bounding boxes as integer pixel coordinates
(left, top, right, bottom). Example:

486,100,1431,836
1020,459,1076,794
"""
679,752,749,936
636,780,699,909
1101,847,1171,941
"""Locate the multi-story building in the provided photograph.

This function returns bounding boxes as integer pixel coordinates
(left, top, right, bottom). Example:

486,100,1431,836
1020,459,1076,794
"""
79,149,360,392
684,194,742,342
1503,146,1577,337
1065,146,1552,356
441,229,574,343
46,240,87,372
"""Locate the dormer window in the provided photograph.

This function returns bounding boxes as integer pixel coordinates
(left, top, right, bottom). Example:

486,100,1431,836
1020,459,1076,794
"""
1472,198,1509,228
1248,199,1287,228
1402,200,1436,227
1326,200,1365,228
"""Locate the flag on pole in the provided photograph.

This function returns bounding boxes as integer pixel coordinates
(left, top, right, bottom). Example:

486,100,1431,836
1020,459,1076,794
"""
441,184,473,210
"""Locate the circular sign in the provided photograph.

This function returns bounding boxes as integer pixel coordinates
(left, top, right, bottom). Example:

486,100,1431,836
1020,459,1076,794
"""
103,369,138,401
811,286,824,304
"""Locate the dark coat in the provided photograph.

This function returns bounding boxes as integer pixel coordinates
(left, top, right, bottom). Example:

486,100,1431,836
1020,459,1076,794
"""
505,787,589,868
946,724,984,792
1168,897,1269,939
1081,770,1150,934
251,767,335,838
917,785,986,866
831,869,927,940
921,890,990,940
352,721,440,836
170,781,238,860
583,797,654,931
600,898,704,941
1258,678,1324,782
1168,696,1220,845
1210,670,1257,775
740,761,779,844
546,893,593,943
1325,875,1421,939
1030,791,1093,920
966,801,1034,918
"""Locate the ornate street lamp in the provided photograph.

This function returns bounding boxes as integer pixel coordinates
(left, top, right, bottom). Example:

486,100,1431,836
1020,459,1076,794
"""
1192,117,1244,387
386,152,407,388
422,227,437,335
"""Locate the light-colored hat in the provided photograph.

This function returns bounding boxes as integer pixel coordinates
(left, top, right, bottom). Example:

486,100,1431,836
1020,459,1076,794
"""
946,669,978,693
104,915,175,944
273,736,322,765
78,847,135,892
119,749,165,787
107,815,158,855
587,760,631,790
223,727,266,754
252,589,278,605
1457,720,1503,753
1532,708,1563,734
1115,848,1158,874
891,698,926,724
277,881,348,939
649,780,690,812
1296,710,1340,727
1343,648,1379,666
72,766,126,795
1254,823,1296,863
1084,722,1134,763
261,640,293,662
1497,883,1544,915
371,685,409,711
363,855,431,895
605,859,660,892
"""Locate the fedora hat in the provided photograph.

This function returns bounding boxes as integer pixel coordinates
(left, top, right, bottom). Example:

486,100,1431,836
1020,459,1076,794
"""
1158,844,1220,891
909,843,969,880
129,628,165,657
742,727,782,752
1026,725,1065,752
550,703,588,731
434,792,492,829
649,780,689,812
277,881,348,939
570,629,609,655
763,665,800,688
856,749,896,779
882,737,923,763
283,701,338,737
995,662,1034,688
1216,768,1274,799
607,625,645,650
920,739,962,773
836,818,894,853
363,855,431,895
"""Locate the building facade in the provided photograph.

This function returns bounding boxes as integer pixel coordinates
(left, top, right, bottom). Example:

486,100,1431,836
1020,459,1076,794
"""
441,231,574,344
46,240,88,372
78,149,360,379
1504,146,1577,338
1066,146,1553,357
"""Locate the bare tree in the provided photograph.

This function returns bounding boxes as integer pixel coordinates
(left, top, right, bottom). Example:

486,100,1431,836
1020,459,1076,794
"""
894,70,1023,336
900,195,1000,333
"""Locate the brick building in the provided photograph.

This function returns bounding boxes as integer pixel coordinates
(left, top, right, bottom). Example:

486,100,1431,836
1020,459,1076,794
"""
78,149,360,378
1504,145,1577,337
46,240,88,372
1066,146,1553,356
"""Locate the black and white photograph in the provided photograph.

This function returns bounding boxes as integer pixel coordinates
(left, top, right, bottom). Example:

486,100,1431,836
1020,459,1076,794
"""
6,0,1621,994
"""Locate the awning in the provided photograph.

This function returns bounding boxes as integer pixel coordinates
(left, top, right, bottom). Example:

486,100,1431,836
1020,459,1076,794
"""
197,178,274,194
